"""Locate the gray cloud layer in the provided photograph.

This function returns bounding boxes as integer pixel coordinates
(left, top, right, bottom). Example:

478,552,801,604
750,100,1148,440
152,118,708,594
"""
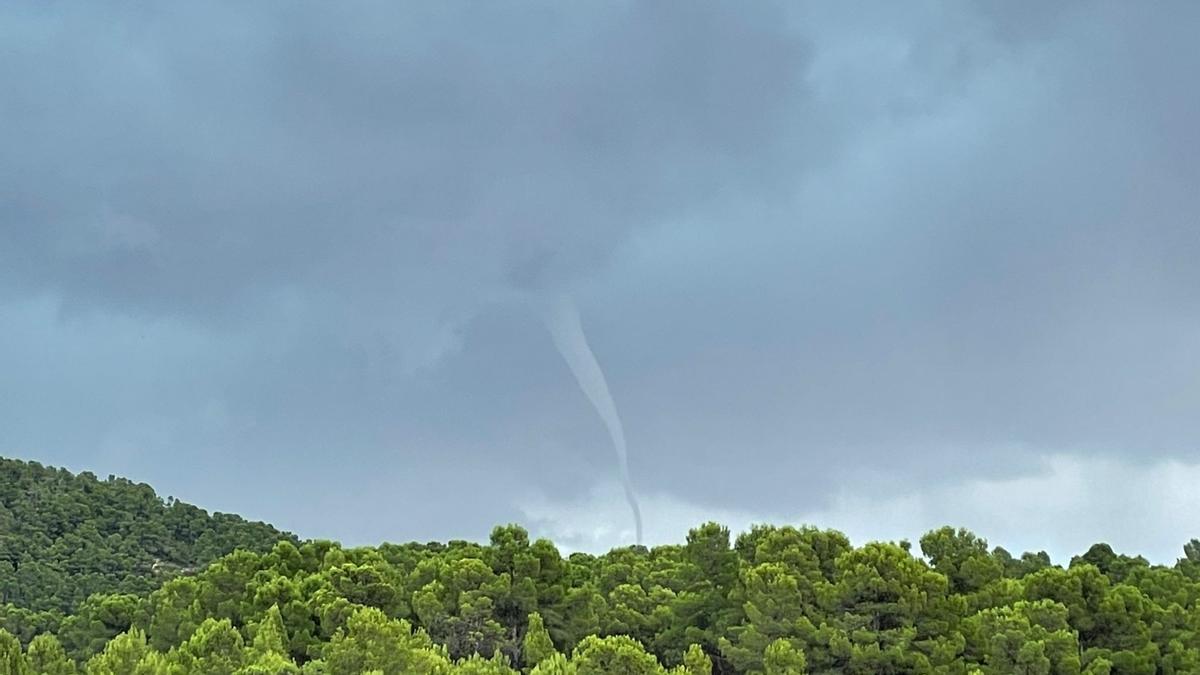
2,2,1199,553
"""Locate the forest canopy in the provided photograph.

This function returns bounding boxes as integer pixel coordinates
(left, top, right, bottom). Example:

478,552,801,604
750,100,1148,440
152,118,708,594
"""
3,456,1200,674
0,457,294,615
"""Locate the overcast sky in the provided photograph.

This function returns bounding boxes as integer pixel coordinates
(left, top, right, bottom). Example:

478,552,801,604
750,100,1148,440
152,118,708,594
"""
3,1,1199,563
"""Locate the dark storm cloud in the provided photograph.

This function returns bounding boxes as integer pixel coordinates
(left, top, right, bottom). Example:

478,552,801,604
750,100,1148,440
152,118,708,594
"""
1,1,811,321
590,0,1200,511
2,1,1199,550
1,0,819,538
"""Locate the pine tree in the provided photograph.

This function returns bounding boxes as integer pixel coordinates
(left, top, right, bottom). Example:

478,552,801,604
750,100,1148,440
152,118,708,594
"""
24,634,74,675
0,628,28,675
522,613,556,671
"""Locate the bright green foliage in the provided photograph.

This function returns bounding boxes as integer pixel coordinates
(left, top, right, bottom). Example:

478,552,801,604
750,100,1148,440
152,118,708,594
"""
522,612,557,670
323,607,452,675
11,518,1200,675
1161,638,1200,674
23,634,74,675
921,527,1004,594
296,660,327,674
0,628,28,675
83,629,152,675
411,557,509,661
718,563,811,672
249,606,288,658
832,541,949,631
570,635,663,675
762,638,806,675
454,652,519,674
7,459,1200,675
681,644,711,675
529,653,575,675
235,650,300,675
9,518,1200,675
170,617,244,674
962,600,1080,674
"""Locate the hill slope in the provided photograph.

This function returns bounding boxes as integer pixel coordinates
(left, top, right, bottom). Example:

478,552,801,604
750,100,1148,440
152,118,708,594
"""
3,457,1200,674
0,456,295,614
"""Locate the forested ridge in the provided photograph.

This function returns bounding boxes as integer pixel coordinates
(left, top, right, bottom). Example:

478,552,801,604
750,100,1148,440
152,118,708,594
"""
3,458,1200,674
0,457,294,624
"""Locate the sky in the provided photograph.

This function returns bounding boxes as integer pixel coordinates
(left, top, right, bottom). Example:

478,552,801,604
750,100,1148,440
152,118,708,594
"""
2,1,1199,563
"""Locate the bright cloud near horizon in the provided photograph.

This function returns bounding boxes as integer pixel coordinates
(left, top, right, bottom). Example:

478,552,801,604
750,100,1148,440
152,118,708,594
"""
2,1,1199,564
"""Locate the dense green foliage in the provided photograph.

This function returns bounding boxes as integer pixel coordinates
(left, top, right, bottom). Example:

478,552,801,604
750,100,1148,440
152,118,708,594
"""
4,459,1200,674
0,457,295,641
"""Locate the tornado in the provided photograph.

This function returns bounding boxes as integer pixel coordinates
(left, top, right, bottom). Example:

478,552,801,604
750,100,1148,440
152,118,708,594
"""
545,295,644,545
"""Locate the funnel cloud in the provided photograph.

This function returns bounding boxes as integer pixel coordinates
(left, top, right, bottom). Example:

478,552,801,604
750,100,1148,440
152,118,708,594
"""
544,295,643,545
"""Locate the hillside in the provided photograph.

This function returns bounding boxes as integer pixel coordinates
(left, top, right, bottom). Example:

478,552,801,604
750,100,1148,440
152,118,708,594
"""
0,456,295,617
2,458,1200,673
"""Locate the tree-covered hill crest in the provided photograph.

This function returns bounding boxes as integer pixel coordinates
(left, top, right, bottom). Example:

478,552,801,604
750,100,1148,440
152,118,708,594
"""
0,456,296,615
4,458,1200,674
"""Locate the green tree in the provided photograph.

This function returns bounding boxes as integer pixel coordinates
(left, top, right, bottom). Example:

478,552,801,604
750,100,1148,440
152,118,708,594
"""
522,613,556,670
556,586,603,648
0,628,27,675
1072,545,1149,584
57,594,142,663
83,629,153,675
570,635,663,675
680,644,711,675
323,607,452,675
763,638,807,675
718,563,811,673
250,606,289,658
529,653,575,675
454,652,519,674
412,558,509,660
962,600,1080,674
827,542,951,673
171,618,245,675
145,576,203,652
920,527,1003,594
24,634,74,675
235,650,300,675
